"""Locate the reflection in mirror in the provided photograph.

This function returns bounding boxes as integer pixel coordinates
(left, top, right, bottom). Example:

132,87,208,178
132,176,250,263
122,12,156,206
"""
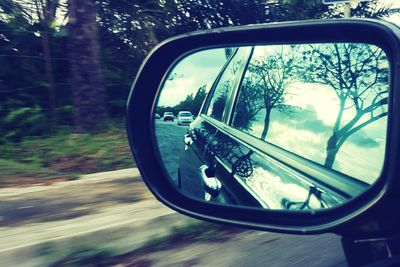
154,43,389,211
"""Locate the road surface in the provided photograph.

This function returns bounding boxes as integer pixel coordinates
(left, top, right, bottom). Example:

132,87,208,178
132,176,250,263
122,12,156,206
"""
122,229,346,267
0,166,347,266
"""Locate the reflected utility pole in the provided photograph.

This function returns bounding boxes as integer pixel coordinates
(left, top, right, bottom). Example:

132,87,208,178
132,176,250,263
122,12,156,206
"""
322,0,372,18
344,2,351,18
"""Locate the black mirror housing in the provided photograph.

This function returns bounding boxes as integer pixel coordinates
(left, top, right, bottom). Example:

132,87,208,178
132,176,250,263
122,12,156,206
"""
126,19,400,234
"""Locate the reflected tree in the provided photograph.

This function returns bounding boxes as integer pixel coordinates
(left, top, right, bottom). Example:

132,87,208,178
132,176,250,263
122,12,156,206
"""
157,84,207,116
224,47,237,60
206,132,254,178
305,44,389,168
210,89,229,119
233,78,264,131
209,54,244,119
237,47,297,139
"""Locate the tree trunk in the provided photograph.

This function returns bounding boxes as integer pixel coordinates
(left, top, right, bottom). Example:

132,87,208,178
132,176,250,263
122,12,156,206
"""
41,29,57,131
68,0,108,133
260,108,271,140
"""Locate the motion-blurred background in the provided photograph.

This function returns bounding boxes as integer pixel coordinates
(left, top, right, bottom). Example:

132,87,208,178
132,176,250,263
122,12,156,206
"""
0,1,399,266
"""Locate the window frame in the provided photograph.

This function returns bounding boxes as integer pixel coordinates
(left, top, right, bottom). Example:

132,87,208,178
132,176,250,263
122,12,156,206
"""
201,47,252,122
199,48,238,117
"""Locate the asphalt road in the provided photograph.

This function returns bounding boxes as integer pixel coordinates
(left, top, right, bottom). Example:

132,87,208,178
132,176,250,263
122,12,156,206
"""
128,230,346,267
0,167,347,266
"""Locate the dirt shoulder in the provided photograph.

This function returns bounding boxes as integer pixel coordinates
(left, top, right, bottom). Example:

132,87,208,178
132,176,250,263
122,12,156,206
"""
0,170,151,227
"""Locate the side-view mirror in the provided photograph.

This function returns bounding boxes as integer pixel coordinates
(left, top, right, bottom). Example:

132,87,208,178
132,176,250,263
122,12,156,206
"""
127,19,400,266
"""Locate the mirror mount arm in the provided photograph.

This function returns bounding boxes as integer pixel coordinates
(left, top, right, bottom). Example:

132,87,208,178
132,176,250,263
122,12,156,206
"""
342,234,400,267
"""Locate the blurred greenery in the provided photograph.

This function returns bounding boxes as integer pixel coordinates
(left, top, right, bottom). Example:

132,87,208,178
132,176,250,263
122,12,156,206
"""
48,247,118,267
0,158,72,182
0,0,397,184
0,120,134,185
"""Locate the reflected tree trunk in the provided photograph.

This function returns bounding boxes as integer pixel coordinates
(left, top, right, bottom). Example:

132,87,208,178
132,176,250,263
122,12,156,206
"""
324,133,339,168
307,44,389,169
260,108,271,140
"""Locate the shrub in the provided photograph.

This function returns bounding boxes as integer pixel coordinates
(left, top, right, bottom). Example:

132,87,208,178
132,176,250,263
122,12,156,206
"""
1,106,49,142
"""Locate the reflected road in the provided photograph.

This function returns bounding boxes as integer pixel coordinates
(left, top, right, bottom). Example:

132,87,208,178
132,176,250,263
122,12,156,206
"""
155,119,188,185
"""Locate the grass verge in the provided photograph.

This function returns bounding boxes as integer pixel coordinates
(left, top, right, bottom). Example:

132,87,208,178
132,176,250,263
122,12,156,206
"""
0,121,136,187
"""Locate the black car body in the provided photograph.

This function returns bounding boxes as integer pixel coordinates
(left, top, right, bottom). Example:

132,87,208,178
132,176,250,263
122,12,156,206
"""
179,46,369,210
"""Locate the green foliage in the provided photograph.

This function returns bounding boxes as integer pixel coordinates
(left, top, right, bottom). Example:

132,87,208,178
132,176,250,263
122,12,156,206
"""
56,105,73,126
0,158,66,179
0,122,135,182
0,0,398,140
49,247,117,267
1,106,49,142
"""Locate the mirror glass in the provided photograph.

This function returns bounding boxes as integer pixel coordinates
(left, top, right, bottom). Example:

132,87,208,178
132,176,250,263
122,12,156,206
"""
154,43,390,211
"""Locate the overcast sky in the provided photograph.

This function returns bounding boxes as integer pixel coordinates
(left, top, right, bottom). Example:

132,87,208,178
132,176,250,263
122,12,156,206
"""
264,82,387,184
157,49,228,107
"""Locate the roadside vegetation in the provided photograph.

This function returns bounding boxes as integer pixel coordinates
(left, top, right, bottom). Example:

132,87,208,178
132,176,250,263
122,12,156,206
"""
0,120,134,187
0,1,397,186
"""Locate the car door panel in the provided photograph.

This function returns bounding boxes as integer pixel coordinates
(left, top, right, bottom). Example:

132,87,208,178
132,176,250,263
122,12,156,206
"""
210,124,347,209
179,118,218,200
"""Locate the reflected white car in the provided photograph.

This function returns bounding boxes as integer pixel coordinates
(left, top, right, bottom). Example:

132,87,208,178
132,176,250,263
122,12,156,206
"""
163,112,174,121
177,111,194,125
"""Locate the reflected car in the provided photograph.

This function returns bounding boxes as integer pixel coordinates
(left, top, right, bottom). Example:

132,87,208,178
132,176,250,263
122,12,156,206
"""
177,111,194,126
178,45,386,209
163,112,174,122
155,113,161,119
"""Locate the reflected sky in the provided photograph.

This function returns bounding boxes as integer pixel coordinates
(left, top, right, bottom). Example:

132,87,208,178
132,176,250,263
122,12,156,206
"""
158,49,228,107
